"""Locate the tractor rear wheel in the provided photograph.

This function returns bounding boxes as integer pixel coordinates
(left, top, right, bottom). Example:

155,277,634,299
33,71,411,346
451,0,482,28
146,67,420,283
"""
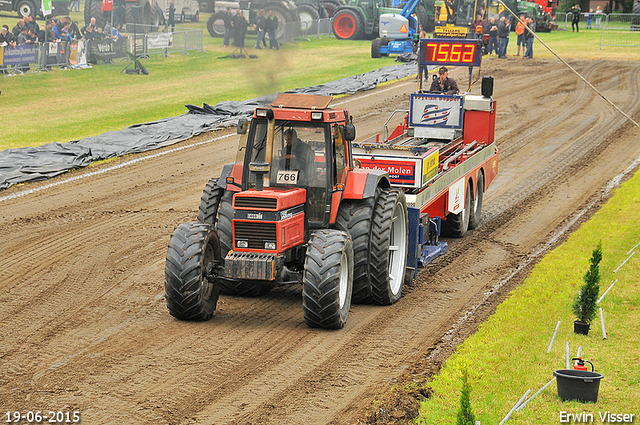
335,197,376,303
303,229,354,329
332,8,363,40
165,222,221,320
207,11,225,37
370,188,409,305
468,172,484,230
197,178,224,226
298,3,320,33
442,179,472,237
216,191,271,297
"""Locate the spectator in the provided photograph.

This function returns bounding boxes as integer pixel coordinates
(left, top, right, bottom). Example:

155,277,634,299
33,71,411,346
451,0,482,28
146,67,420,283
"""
84,24,98,41
12,19,25,37
265,9,279,50
254,9,266,49
60,21,73,41
95,26,108,39
82,17,97,37
485,17,498,55
70,0,80,12
111,22,123,38
470,14,484,39
497,17,510,58
17,26,29,44
26,27,38,43
223,7,233,47
24,15,39,34
69,21,82,39
571,4,581,32
523,16,535,58
45,19,58,43
586,8,593,29
233,10,248,50
515,14,525,56
595,6,603,29
102,0,113,26
1,25,16,74
168,0,176,32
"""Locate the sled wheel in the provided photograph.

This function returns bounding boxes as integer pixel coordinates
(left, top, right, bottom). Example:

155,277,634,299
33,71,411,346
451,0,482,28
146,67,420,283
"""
468,172,484,230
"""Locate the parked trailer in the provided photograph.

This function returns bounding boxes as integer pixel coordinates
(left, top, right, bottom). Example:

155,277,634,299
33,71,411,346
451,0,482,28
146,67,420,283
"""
164,38,498,329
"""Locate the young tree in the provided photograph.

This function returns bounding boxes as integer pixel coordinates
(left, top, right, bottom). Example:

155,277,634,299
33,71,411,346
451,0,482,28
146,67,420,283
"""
572,241,602,324
457,368,476,425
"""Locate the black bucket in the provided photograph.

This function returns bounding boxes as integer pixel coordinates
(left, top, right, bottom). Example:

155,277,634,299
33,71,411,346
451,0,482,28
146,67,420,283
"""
554,369,604,403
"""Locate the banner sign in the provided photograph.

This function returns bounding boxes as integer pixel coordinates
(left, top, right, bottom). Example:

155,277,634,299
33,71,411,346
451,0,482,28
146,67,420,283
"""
447,177,465,214
88,37,126,62
1,45,37,66
41,0,52,15
69,40,91,68
147,33,172,49
410,93,463,129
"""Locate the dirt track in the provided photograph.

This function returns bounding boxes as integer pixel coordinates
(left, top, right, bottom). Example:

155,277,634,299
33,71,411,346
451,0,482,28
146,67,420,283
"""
1,58,639,425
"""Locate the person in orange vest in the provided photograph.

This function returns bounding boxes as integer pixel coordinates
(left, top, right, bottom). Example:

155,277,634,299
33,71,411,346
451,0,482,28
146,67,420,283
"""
515,14,526,56
102,0,114,26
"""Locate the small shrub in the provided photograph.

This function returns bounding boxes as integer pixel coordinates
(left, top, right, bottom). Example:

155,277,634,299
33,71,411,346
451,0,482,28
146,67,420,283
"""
572,241,602,324
456,368,476,425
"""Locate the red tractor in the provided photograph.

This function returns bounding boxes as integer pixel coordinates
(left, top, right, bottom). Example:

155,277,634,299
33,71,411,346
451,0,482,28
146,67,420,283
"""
165,93,408,329
165,39,500,330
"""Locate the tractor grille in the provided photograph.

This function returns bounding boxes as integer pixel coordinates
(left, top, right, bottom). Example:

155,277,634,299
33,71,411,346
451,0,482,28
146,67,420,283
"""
234,197,277,210
235,221,277,249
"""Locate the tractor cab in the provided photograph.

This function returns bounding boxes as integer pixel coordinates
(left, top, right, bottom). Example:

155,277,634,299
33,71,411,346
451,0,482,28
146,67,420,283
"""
232,94,354,231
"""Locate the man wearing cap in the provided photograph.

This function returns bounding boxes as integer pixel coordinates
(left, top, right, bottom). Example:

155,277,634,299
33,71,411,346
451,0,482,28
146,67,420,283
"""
429,67,460,95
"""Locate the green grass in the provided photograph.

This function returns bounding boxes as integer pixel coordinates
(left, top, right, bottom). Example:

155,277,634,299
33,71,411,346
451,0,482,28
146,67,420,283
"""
2,10,640,151
416,171,640,424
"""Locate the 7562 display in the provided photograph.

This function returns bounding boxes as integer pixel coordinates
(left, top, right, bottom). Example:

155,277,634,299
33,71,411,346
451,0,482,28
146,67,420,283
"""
420,38,482,67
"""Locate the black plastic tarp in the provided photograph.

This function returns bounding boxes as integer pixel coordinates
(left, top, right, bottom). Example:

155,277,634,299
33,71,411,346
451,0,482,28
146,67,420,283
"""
0,61,417,191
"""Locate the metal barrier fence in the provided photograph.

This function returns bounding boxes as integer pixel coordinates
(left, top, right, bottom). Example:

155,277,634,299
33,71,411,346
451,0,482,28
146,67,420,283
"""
1,27,203,76
278,18,333,43
599,14,640,48
124,24,203,56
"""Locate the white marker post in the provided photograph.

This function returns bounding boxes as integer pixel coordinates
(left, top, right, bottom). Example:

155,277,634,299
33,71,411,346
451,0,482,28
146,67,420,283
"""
547,321,561,353
600,308,607,339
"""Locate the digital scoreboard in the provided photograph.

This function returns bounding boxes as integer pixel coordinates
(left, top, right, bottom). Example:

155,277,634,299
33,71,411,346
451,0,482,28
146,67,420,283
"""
419,38,482,68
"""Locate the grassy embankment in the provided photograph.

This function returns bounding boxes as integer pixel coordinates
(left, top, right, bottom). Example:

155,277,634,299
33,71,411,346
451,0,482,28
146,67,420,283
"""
415,170,640,424
1,11,640,151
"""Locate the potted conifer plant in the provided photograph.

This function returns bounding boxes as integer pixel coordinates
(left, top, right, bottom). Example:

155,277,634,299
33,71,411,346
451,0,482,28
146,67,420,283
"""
572,242,602,335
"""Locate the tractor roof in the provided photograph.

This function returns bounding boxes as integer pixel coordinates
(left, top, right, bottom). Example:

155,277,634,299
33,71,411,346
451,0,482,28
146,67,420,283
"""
271,93,333,110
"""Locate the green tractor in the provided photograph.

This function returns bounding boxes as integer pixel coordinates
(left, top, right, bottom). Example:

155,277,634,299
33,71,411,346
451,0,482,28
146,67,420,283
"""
332,0,436,40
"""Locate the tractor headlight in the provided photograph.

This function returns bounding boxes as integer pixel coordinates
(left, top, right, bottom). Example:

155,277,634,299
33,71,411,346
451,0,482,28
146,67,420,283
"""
264,241,277,250
237,240,249,248
256,109,268,117
311,111,323,120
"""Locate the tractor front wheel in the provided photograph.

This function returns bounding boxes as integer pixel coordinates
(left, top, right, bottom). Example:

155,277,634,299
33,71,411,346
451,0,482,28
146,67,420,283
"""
165,222,221,321
303,229,354,329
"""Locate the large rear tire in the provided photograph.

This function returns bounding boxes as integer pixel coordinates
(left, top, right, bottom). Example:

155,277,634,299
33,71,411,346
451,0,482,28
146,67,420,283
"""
216,191,271,297
298,3,320,33
442,179,472,237
207,12,226,37
370,189,409,305
84,0,105,27
468,172,484,230
335,197,375,304
303,229,354,329
165,222,221,321
332,8,363,40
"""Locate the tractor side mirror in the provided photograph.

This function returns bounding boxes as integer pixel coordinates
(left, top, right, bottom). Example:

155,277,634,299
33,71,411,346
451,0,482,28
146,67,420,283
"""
237,117,249,134
344,124,356,142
